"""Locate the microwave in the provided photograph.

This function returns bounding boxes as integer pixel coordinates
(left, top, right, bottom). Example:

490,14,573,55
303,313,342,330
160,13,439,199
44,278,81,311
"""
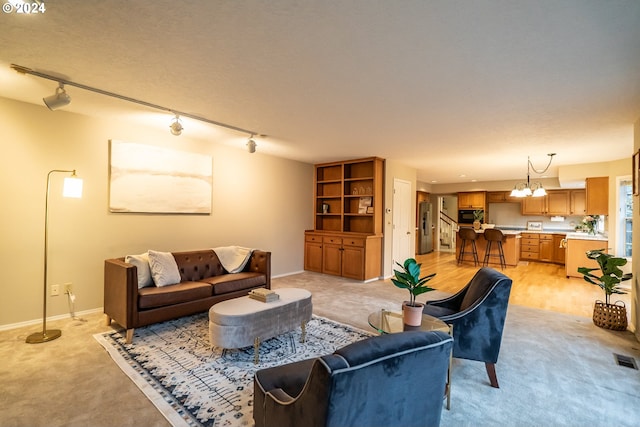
458,209,481,224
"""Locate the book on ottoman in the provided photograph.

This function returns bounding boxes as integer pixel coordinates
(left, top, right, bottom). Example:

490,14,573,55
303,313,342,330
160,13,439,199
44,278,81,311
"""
249,288,279,302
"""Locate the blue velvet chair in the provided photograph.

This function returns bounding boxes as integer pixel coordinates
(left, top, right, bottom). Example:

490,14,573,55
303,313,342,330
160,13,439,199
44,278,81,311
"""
422,267,512,388
253,330,453,427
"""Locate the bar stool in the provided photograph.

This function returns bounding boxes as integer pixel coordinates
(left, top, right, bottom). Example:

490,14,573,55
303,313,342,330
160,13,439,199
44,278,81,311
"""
483,228,506,269
457,227,479,266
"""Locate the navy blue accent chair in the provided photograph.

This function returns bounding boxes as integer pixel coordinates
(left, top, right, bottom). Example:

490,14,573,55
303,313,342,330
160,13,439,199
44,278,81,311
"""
253,330,453,427
422,267,512,388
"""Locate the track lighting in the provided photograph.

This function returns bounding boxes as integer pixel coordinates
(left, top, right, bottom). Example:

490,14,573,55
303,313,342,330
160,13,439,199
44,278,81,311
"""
247,135,257,153
169,114,183,136
43,83,71,110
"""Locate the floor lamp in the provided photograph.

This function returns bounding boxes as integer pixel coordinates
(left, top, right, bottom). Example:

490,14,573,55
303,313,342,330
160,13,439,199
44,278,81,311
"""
26,169,83,344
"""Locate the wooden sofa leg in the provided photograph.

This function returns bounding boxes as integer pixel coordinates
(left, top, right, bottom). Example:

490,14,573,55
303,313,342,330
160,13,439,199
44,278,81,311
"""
485,362,499,388
105,314,112,326
125,329,134,344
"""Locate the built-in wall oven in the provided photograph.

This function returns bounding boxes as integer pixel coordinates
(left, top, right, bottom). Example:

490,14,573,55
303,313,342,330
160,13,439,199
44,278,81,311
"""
458,209,481,224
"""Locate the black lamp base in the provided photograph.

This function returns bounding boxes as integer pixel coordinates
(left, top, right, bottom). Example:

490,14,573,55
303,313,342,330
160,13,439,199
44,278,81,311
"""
26,329,62,344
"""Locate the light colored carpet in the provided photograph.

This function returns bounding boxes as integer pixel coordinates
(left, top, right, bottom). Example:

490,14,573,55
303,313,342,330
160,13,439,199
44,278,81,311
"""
1,271,639,427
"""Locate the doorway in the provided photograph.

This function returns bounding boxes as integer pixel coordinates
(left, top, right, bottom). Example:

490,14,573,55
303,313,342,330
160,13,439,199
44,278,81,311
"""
392,178,412,269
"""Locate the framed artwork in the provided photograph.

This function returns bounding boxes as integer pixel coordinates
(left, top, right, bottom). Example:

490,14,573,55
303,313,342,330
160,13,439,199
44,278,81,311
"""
109,140,213,214
633,150,639,196
527,221,543,231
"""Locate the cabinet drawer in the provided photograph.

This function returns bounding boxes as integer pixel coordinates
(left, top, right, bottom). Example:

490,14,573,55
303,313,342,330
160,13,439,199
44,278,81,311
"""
539,234,554,240
343,237,365,247
521,238,539,246
521,244,539,253
521,251,539,260
305,234,322,243
323,236,342,245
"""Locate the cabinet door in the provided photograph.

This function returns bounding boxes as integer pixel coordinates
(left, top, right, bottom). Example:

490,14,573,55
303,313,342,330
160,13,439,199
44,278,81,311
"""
545,191,570,215
539,235,554,261
342,246,365,280
570,190,586,216
553,235,566,264
586,177,609,215
521,197,545,215
322,243,342,276
487,192,506,203
304,242,323,272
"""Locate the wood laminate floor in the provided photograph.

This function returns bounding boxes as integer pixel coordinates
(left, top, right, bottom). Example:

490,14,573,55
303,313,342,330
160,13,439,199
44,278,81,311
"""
415,251,632,319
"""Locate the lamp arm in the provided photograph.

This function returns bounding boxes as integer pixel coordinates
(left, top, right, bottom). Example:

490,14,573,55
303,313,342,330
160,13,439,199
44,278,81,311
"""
528,153,556,175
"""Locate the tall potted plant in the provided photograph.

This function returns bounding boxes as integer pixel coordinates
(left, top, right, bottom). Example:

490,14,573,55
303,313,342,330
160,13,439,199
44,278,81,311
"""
391,258,436,326
473,209,484,230
578,249,632,330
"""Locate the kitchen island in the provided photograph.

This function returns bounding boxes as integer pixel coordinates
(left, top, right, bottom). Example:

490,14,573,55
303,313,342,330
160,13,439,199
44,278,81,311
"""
456,228,521,267
564,232,608,278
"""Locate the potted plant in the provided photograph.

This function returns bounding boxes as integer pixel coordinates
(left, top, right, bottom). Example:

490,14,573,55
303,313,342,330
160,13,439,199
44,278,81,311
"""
391,258,436,326
473,209,484,230
578,249,632,330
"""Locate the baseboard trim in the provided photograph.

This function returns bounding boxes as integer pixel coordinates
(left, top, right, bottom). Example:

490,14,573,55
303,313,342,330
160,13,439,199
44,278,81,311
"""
0,307,104,332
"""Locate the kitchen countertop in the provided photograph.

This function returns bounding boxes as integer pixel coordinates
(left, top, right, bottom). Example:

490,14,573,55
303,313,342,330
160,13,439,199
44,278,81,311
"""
461,227,608,240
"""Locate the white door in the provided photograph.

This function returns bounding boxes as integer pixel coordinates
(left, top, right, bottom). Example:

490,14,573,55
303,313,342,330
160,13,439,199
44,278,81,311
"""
392,178,413,270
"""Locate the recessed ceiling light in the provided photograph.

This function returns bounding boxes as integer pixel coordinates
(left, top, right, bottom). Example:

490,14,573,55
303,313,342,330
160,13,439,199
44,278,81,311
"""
459,174,466,178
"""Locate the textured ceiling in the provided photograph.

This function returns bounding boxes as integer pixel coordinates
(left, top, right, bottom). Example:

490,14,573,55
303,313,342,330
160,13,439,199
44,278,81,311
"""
1,0,639,184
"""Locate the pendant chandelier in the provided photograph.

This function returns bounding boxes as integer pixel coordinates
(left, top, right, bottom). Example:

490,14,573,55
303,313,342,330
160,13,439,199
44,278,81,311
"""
510,153,556,198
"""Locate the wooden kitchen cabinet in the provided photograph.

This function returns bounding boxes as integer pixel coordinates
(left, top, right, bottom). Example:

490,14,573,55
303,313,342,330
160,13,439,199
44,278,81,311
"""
586,177,609,215
521,190,570,215
565,238,608,278
458,191,486,209
520,233,540,260
553,234,566,264
538,234,555,261
487,191,519,203
303,233,323,272
570,190,586,216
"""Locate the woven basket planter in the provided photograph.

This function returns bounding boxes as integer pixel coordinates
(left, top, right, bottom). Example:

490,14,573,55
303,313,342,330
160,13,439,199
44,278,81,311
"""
593,300,627,331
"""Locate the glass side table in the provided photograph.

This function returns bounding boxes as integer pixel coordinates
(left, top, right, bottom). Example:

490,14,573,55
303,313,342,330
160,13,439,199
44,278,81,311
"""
368,309,453,410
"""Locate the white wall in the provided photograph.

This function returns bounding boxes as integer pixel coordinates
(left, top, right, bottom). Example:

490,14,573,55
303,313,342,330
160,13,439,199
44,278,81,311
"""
634,117,640,340
0,97,313,327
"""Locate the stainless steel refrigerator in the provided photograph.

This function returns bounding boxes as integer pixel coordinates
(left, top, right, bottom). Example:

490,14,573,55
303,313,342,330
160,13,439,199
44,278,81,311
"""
418,201,433,254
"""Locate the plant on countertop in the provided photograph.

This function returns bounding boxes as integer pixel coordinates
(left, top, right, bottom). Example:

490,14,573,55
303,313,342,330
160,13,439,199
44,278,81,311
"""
578,249,631,305
473,210,484,223
391,258,437,307
576,215,600,235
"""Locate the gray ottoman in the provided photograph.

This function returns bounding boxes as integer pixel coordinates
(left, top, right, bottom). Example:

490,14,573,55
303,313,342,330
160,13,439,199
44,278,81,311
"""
208,288,312,363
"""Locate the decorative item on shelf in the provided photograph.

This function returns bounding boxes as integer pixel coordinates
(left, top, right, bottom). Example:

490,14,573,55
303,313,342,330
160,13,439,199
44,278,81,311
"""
391,258,436,326
578,249,631,330
576,215,600,235
322,202,329,214
358,196,372,214
472,209,484,231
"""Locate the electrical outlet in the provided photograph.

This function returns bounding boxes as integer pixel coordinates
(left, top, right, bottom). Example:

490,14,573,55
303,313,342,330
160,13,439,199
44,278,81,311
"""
51,284,60,296
64,283,73,294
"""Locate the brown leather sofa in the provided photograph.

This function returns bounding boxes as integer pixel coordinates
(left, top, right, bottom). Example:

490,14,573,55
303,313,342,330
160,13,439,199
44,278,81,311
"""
104,249,271,343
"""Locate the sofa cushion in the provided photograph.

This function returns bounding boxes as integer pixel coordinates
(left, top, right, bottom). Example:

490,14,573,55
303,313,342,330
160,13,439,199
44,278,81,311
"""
202,272,266,295
148,250,181,287
172,250,226,281
138,281,213,309
125,252,153,288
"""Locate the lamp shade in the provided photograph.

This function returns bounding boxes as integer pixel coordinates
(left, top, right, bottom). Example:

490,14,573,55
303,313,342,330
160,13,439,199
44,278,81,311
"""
63,176,83,198
43,85,71,110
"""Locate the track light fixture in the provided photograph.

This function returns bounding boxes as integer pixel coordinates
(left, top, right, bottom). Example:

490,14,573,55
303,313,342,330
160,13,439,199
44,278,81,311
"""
510,153,556,198
246,135,257,153
169,114,183,136
43,83,71,110
11,64,263,142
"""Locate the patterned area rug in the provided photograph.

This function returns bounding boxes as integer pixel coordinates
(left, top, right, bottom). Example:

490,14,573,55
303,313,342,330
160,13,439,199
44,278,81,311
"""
94,313,372,427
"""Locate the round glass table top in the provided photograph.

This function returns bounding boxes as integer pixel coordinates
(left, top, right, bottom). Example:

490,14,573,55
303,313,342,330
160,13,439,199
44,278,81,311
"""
368,309,449,334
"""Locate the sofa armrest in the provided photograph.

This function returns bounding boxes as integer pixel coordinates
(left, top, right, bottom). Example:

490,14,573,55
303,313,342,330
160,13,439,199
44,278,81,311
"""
104,258,139,329
246,250,271,289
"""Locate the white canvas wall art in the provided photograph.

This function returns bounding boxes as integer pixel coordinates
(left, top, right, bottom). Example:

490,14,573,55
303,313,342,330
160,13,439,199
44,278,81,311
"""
109,140,212,214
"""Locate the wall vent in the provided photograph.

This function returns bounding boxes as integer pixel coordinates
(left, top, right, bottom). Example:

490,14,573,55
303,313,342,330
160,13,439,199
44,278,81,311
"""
613,353,638,370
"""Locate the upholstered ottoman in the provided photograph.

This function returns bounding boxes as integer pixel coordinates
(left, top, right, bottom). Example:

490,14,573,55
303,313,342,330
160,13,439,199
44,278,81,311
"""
208,288,312,363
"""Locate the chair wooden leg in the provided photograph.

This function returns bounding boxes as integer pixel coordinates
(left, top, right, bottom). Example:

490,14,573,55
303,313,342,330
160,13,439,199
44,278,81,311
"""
485,362,499,388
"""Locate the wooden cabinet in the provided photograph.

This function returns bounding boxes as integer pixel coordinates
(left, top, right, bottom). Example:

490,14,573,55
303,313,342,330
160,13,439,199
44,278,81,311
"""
521,190,570,215
586,177,609,215
565,238,608,278
538,234,554,262
520,233,540,260
458,192,486,209
487,191,518,203
306,157,384,281
553,234,566,264
570,190,586,216
305,231,382,281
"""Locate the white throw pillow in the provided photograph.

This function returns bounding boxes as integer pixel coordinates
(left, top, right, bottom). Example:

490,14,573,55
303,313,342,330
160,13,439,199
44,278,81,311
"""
125,252,153,289
148,250,181,287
